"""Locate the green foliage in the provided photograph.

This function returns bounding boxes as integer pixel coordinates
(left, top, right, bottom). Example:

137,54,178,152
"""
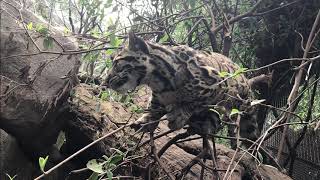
26,22,33,30
38,155,49,172
159,32,169,43
63,27,71,35
87,159,106,174
100,90,121,101
35,24,49,35
43,36,54,49
105,49,115,56
83,51,101,62
233,68,248,78
88,172,99,180
172,22,188,42
109,33,122,47
229,108,241,118
294,81,320,130
130,104,144,114
218,71,229,78
218,68,248,79
215,127,230,147
100,91,110,101
87,148,125,180
26,23,54,49
105,57,113,68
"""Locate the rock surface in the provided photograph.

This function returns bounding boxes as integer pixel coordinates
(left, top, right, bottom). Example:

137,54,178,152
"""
0,0,80,178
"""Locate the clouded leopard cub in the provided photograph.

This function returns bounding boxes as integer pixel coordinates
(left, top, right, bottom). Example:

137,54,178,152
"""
103,32,259,140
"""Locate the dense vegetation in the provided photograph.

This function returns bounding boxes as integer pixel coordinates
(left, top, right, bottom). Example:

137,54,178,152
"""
1,0,319,179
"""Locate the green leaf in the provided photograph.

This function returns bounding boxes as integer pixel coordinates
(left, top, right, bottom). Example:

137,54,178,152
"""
101,92,110,101
188,0,196,8
130,104,144,113
39,155,49,172
108,148,125,165
105,58,113,68
27,22,33,30
110,33,116,46
106,170,113,180
114,39,121,47
233,68,248,78
87,159,106,173
63,27,70,35
110,34,122,47
36,24,49,36
159,33,169,43
218,71,229,78
43,36,54,49
88,172,99,180
91,29,100,38
229,108,241,118
250,99,265,106
108,163,117,170
109,154,123,165
106,49,114,55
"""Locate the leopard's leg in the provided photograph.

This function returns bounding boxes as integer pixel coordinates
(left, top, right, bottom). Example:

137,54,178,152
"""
166,104,194,130
131,95,166,133
239,111,260,147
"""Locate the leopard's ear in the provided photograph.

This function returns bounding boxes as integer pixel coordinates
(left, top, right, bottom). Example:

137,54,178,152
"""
128,31,149,54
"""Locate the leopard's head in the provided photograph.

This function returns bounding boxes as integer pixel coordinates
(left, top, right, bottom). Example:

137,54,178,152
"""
103,32,152,93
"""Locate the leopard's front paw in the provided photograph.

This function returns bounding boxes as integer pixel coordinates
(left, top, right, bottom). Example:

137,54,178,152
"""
130,113,159,133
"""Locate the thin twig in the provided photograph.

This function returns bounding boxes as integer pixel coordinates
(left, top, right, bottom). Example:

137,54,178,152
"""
212,0,265,33
0,46,121,60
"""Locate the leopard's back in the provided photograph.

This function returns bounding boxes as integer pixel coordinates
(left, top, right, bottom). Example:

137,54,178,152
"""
170,45,251,108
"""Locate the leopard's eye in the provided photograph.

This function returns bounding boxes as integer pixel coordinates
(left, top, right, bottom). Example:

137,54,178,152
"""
116,64,132,72
122,64,132,70
114,65,121,72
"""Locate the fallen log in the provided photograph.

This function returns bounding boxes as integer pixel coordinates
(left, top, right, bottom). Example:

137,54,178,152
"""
62,84,292,180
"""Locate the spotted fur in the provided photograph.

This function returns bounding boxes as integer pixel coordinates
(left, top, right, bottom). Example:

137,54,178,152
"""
104,32,259,139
